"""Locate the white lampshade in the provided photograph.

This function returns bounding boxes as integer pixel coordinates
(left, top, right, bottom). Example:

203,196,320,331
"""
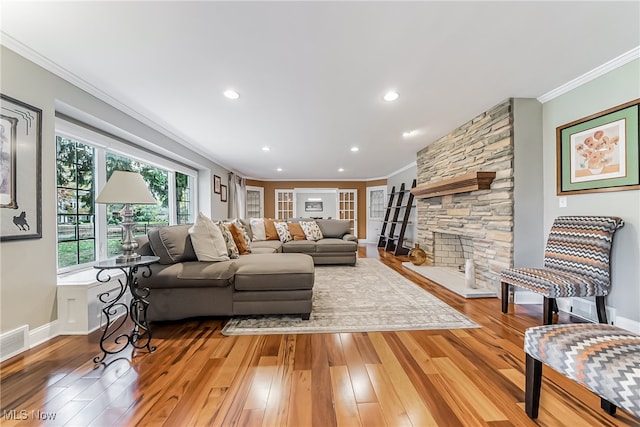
96,171,157,205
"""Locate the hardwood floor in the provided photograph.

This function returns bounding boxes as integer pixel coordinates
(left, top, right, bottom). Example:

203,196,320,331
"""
2,246,639,426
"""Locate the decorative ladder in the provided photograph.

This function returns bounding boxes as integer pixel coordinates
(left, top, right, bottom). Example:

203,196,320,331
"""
377,179,416,256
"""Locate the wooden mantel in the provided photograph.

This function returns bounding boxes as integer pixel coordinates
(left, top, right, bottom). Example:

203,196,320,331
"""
411,171,496,199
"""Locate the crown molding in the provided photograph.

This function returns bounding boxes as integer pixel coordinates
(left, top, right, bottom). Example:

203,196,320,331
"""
1,31,211,162
538,46,640,103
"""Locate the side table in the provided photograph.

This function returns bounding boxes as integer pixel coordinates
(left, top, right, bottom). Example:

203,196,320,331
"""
93,256,160,364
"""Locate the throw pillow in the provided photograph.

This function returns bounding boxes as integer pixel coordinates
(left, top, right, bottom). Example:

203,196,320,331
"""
231,218,252,245
287,222,307,240
218,223,239,259
300,221,324,241
264,218,279,240
250,217,266,241
188,212,230,262
274,222,292,243
228,223,251,254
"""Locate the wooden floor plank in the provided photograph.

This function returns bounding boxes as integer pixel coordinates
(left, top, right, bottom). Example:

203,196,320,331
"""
1,246,639,427
339,333,378,404
357,402,388,427
369,332,438,427
262,335,296,427
330,365,362,427
287,370,312,427
364,363,413,427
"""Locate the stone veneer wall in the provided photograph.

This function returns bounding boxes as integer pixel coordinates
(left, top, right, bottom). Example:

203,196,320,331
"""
416,99,514,291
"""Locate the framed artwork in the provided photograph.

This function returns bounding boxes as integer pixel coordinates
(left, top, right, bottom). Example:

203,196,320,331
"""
557,99,639,195
220,184,228,202
213,175,221,194
305,201,323,212
1,94,42,241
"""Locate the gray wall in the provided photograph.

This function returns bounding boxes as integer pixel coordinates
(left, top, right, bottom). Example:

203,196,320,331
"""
0,46,230,334
386,164,417,245
542,59,640,324
512,98,544,268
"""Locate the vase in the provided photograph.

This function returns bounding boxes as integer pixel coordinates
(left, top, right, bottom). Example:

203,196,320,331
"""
408,243,427,266
464,259,477,289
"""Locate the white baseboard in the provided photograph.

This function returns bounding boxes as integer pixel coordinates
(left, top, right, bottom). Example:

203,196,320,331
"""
556,298,640,333
1,321,59,362
29,321,59,349
613,316,640,334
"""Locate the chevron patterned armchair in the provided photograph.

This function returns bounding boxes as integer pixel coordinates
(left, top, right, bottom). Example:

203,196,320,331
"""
501,216,624,325
524,323,640,419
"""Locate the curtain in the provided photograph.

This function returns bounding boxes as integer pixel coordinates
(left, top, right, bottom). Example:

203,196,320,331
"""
227,173,246,218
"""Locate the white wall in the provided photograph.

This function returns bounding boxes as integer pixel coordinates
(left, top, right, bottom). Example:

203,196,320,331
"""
0,46,230,334
542,59,640,323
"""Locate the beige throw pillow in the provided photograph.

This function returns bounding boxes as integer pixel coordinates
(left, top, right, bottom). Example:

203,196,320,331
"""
250,218,266,241
188,212,230,262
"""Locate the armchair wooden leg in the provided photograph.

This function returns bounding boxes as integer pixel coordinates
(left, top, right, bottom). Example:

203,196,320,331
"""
595,296,608,324
601,398,617,415
543,297,555,325
525,354,543,419
501,282,510,314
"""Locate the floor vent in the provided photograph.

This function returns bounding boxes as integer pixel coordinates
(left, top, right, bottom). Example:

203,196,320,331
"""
0,325,29,362
564,298,616,325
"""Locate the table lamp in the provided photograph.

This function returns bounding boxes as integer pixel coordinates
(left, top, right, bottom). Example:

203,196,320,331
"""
96,170,157,263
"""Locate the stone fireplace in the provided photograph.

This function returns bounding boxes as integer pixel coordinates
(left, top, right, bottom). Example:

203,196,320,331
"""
433,231,473,271
413,99,513,294
410,98,543,296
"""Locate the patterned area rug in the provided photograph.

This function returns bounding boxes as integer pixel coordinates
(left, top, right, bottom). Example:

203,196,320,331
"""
221,258,479,335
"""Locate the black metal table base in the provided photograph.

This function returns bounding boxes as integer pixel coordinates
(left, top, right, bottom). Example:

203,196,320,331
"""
93,256,159,364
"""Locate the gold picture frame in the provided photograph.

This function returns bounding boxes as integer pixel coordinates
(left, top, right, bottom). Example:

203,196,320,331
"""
556,99,639,195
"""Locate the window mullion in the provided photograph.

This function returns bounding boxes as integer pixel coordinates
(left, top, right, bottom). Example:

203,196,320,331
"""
95,148,108,260
168,171,176,224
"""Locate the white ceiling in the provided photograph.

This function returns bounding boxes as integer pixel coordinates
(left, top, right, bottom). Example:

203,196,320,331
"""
2,1,639,180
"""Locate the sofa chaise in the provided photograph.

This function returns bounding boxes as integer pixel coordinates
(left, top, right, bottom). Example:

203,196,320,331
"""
133,219,357,322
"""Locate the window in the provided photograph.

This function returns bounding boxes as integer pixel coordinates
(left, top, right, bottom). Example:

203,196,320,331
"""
56,137,96,268
369,189,386,220
104,153,170,257
246,186,264,218
176,172,191,224
56,119,197,272
338,189,358,236
275,190,294,219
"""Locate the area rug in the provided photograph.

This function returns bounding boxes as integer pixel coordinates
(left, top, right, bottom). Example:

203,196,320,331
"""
221,258,479,335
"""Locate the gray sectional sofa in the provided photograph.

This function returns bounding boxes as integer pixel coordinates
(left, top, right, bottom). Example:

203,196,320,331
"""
250,218,359,265
134,219,358,322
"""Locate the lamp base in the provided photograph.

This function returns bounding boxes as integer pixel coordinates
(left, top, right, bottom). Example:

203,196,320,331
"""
116,253,142,264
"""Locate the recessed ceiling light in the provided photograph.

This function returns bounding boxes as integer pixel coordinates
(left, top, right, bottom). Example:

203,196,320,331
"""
276,167,283,172
338,168,344,172
224,90,240,100
383,91,399,102
403,130,415,138
262,146,270,152
350,147,359,152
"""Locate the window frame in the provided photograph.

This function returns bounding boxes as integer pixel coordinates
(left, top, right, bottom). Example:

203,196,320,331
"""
56,118,198,274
